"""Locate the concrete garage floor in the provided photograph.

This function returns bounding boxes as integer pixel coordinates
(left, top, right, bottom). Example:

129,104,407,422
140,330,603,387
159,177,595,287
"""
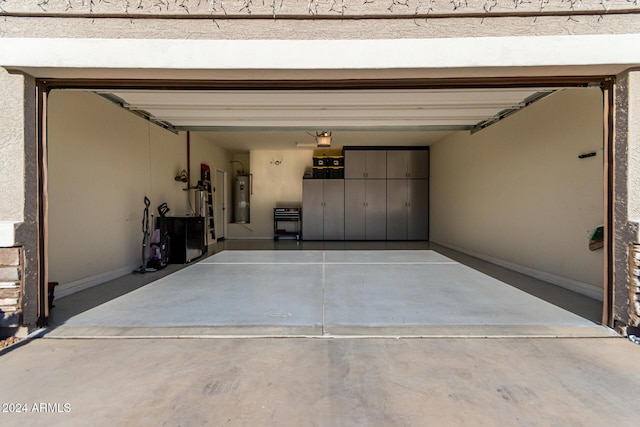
1,337,640,426
3,244,639,426
47,246,611,338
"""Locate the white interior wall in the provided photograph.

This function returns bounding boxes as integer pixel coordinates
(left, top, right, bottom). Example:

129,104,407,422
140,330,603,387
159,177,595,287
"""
430,88,604,298
47,91,225,293
149,129,190,216
189,132,233,242
228,149,314,239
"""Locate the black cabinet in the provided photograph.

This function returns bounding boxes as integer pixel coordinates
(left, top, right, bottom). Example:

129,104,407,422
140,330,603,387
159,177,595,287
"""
166,216,205,264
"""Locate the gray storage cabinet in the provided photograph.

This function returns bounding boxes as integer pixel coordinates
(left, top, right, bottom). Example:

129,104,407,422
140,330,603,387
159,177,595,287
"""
386,150,429,179
344,150,387,179
302,179,345,240
345,179,387,240
386,179,429,240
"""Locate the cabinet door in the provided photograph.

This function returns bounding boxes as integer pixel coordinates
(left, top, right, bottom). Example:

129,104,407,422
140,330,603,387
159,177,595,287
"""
408,179,429,240
302,180,324,240
365,151,387,179
323,180,345,240
408,150,429,179
386,150,409,179
345,150,366,179
386,180,408,240
365,180,387,240
185,217,205,262
345,180,366,240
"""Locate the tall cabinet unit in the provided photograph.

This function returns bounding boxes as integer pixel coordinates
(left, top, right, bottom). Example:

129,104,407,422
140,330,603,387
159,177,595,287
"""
386,179,429,240
303,148,428,242
302,179,345,240
344,179,387,240
386,150,430,241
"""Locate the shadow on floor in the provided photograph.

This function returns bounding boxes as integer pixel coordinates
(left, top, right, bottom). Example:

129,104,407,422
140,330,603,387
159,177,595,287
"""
49,263,192,326
430,244,602,323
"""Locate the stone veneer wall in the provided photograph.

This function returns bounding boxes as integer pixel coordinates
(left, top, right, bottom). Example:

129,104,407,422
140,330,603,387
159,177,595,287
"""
0,247,23,328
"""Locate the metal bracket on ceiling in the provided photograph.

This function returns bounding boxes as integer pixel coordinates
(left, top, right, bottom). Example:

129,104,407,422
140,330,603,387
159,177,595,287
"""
95,92,179,134
470,90,558,135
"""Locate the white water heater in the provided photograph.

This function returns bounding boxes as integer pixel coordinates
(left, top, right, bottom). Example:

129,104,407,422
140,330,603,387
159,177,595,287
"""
234,175,250,223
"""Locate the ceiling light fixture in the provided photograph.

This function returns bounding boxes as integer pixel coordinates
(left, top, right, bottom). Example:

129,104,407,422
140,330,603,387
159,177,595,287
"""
316,131,332,147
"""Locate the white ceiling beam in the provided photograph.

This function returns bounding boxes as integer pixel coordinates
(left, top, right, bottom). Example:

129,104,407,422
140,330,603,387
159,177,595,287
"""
154,110,502,120
167,118,480,128
98,87,554,130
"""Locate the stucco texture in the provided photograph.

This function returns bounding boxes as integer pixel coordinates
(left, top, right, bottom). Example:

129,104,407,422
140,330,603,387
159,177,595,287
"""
627,71,640,224
0,68,25,223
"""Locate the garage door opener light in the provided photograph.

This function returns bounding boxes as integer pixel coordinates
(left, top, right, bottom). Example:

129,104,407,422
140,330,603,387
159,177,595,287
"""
316,131,332,147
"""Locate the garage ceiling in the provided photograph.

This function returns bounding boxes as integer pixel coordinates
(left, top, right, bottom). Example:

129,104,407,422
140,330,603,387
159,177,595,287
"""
95,87,557,150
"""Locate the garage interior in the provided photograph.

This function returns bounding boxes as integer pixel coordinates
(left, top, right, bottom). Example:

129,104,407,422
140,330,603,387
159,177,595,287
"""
44,82,608,336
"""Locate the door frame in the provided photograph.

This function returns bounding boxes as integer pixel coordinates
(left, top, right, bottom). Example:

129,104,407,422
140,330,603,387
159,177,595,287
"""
33,76,614,327
214,168,227,241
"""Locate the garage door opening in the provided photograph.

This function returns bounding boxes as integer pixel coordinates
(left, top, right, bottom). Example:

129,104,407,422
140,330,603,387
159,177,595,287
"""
41,78,611,336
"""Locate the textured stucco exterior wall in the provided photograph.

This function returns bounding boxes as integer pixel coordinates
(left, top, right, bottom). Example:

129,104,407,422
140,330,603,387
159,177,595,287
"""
627,72,640,224
613,70,640,327
0,0,635,14
0,68,25,225
12,73,39,328
1,0,640,41
2,15,640,40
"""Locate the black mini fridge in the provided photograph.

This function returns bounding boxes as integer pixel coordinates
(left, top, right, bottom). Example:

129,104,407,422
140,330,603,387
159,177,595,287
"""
165,216,205,264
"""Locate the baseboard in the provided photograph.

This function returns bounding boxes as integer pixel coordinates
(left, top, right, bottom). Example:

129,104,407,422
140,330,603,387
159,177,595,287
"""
56,263,139,299
432,241,603,301
224,237,273,240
